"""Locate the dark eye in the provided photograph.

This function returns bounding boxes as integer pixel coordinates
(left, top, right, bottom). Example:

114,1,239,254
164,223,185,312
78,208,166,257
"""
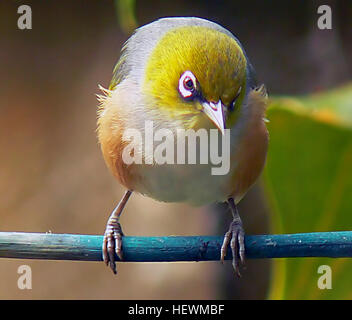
228,86,242,112
183,77,194,90
228,100,236,112
179,71,197,99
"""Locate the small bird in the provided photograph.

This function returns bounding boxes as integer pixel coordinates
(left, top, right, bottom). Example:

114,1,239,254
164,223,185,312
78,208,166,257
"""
97,17,268,276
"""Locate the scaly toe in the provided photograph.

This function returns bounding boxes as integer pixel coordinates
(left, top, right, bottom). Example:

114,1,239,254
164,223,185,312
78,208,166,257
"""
220,231,232,263
114,230,124,261
220,220,246,277
102,220,124,275
230,229,242,277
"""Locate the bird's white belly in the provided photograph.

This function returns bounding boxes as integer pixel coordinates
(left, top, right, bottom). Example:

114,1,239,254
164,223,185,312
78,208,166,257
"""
133,162,233,206
117,92,247,206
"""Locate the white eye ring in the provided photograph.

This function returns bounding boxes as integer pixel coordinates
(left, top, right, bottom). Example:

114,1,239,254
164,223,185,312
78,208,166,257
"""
178,71,197,99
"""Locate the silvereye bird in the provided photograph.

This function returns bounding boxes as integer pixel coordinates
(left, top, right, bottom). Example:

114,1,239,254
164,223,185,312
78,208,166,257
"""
97,17,268,276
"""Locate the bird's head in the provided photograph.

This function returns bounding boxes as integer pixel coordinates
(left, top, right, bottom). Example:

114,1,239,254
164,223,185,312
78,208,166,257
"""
142,25,248,134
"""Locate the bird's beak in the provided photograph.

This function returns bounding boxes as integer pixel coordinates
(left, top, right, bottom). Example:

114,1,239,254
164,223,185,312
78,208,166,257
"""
202,100,225,135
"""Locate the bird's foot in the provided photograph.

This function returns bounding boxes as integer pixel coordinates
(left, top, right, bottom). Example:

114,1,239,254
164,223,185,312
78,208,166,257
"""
220,218,245,277
102,217,124,274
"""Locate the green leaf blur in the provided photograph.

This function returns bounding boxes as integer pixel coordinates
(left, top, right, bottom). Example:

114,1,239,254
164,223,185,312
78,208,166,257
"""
264,84,352,299
115,0,138,34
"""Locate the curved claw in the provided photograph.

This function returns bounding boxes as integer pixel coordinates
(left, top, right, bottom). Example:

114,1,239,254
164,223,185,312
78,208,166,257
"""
220,220,246,277
238,229,245,264
102,235,109,266
220,231,231,263
114,229,124,261
102,190,132,275
102,220,124,275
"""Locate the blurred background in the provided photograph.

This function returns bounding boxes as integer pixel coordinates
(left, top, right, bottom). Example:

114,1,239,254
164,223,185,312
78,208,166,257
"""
0,0,351,299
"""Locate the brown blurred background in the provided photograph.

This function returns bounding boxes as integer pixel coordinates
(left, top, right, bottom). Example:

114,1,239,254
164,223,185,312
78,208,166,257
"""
0,0,351,299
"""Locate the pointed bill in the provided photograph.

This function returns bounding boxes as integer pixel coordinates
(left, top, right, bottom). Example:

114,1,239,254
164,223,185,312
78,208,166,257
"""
202,100,225,135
